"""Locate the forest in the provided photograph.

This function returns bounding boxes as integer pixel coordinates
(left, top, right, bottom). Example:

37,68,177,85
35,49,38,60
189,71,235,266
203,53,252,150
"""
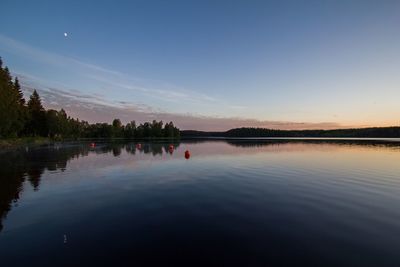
181,126,400,138
0,57,180,139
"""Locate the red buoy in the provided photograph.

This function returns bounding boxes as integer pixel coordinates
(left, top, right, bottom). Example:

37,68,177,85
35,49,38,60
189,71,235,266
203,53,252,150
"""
168,145,174,154
184,150,190,159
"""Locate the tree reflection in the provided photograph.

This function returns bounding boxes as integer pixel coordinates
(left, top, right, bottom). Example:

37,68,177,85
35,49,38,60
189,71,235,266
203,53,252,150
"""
124,142,180,156
0,145,89,232
0,141,180,233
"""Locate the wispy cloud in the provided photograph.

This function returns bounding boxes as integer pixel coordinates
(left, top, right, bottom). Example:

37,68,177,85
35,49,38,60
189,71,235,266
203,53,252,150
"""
1,33,346,131
0,33,220,106
0,34,123,76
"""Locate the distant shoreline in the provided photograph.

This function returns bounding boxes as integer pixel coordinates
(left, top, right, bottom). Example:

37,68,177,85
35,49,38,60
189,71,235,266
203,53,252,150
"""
181,126,400,138
180,136,400,141
2,125,400,150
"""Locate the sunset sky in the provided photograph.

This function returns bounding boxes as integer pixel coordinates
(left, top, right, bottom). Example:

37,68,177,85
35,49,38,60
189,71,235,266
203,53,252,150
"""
1,0,399,131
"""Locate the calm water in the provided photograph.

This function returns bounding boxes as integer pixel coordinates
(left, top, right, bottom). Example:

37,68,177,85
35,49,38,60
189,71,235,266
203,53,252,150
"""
1,140,400,266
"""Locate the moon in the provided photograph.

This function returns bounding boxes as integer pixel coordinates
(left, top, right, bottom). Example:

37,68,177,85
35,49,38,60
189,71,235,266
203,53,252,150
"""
64,32,68,37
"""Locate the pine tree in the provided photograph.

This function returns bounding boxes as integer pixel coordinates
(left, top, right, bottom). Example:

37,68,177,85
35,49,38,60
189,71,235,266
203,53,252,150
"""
14,78,25,105
12,77,27,136
27,90,47,136
28,90,44,113
0,63,20,137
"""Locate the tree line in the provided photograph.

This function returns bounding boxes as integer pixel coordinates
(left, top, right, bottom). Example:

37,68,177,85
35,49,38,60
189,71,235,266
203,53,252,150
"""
0,57,180,139
181,126,400,138
223,127,400,138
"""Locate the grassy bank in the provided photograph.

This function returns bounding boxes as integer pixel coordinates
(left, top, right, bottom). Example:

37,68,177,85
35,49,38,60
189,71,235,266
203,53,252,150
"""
0,137,53,150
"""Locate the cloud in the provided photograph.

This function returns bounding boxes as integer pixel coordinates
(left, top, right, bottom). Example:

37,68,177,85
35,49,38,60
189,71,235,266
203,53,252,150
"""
0,33,122,76
20,80,344,131
0,33,219,107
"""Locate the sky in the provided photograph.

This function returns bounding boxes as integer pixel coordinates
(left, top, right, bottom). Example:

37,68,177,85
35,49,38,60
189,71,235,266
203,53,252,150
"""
1,0,399,131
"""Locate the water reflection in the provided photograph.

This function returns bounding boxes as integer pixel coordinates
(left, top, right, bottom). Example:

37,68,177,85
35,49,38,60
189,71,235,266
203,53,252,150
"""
0,139,399,235
0,141,180,233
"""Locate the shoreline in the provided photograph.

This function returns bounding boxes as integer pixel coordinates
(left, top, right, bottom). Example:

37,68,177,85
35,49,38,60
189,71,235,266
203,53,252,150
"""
2,136,400,151
0,137,54,150
0,137,182,151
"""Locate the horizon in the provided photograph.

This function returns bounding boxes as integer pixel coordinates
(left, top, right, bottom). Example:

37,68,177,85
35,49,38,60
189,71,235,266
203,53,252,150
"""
1,0,400,131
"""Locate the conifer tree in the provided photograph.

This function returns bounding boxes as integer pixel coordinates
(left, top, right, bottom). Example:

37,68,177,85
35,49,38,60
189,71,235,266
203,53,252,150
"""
14,78,25,105
0,63,20,137
27,90,46,136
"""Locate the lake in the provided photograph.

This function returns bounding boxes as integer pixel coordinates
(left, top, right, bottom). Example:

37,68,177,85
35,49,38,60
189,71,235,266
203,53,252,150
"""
1,139,400,266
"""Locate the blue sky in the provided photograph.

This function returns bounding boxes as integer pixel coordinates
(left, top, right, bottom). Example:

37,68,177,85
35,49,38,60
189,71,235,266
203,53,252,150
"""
1,0,400,130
